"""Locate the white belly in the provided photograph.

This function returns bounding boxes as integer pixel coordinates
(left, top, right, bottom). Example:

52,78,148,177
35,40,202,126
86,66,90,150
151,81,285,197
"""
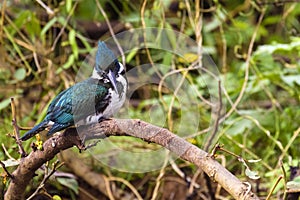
103,75,127,117
76,75,127,126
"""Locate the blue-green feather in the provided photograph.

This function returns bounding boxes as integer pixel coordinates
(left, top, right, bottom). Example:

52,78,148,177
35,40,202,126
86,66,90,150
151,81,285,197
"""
20,78,111,140
95,41,116,72
20,41,124,141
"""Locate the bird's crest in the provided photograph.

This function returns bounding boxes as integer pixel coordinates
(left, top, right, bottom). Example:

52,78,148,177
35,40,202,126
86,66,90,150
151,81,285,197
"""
95,41,117,72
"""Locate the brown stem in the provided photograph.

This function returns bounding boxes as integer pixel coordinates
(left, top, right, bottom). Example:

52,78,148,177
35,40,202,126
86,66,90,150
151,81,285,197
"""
10,98,27,157
0,160,13,179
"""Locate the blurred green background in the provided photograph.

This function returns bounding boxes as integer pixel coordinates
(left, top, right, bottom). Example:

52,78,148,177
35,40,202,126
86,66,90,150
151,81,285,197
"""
0,0,300,199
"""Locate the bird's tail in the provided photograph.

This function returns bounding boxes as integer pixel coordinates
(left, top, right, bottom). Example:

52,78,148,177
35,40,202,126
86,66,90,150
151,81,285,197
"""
20,120,49,141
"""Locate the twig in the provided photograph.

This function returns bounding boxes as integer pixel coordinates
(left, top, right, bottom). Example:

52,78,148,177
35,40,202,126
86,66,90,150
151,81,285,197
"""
257,0,299,5
151,151,169,200
169,157,185,178
33,51,42,72
188,168,202,196
140,0,162,79
27,161,64,200
203,79,223,152
280,160,288,200
78,187,98,200
107,177,143,200
51,1,78,51
166,65,194,131
184,0,195,30
157,64,213,107
95,0,126,68
82,139,101,150
2,144,14,160
223,132,273,170
103,175,115,200
4,15,32,46
10,98,27,157
35,0,54,15
266,175,283,200
194,0,203,69
0,160,13,179
212,144,241,159
0,0,6,44
170,157,201,194
218,17,227,72
189,80,223,198
224,9,266,119
59,149,126,199
278,127,300,163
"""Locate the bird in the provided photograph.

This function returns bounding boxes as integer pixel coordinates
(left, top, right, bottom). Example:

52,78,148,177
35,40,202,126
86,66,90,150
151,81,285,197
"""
20,41,127,141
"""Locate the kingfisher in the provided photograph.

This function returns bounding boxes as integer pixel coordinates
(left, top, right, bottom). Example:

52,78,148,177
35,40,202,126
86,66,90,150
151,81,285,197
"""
20,41,127,141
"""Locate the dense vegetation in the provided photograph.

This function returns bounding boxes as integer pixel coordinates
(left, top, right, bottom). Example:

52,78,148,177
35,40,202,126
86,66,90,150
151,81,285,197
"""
0,0,300,199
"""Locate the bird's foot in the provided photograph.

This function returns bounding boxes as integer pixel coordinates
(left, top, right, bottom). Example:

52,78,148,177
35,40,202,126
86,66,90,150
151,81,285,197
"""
98,117,111,123
83,140,101,150
76,136,101,152
77,135,86,153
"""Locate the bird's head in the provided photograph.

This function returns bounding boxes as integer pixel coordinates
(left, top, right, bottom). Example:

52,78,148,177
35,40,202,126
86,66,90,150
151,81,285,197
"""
92,41,125,94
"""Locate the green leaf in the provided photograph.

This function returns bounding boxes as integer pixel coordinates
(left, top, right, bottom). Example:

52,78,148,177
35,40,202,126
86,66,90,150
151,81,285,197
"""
281,75,300,86
69,29,78,59
178,53,198,64
292,176,300,183
246,77,270,94
66,0,72,12
76,33,92,51
26,13,41,40
14,68,26,81
287,176,300,192
41,17,57,36
56,55,75,74
0,158,20,167
0,68,11,80
124,13,140,23
8,10,31,36
56,177,78,194
162,52,172,67
245,167,260,180
52,195,62,200
248,159,262,163
164,23,177,50
253,37,300,55
226,118,253,136
126,48,138,63
0,98,11,110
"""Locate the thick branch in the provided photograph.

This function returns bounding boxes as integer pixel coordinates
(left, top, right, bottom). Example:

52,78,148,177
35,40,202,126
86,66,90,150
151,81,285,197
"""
5,119,259,200
4,129,79,200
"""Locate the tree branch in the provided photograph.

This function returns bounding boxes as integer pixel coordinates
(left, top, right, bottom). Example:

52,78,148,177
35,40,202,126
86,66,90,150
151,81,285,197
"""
5,119,259,200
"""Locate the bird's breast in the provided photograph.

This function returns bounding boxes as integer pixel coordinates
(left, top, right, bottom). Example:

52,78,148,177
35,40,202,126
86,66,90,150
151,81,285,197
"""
102,75,127,117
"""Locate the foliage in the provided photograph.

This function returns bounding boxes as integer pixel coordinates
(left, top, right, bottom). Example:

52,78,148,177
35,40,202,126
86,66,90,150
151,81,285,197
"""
0,0,299,199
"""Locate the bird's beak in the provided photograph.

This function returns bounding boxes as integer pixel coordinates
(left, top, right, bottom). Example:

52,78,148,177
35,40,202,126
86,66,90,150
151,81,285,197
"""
108,70,119,94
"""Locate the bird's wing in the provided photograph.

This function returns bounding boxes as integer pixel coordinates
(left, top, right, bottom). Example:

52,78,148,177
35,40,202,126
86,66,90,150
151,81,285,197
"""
47,88,74,124
47,79,110,125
